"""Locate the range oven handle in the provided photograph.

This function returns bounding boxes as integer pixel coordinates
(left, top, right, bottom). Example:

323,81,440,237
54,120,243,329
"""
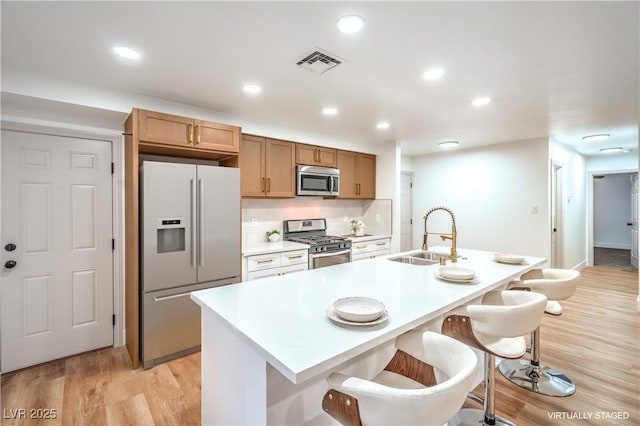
310,248,351,258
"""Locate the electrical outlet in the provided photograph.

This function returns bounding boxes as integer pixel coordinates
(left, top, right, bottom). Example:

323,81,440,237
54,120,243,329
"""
375,214,381,222
251,217,258,227
530,205,539,214
343,216,349,222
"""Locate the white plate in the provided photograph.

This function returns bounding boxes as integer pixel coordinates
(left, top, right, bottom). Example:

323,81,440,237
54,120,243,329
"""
327,306,389,326
494,253,525,264
434,271,477,283
332,297,386,322
438,266,476,280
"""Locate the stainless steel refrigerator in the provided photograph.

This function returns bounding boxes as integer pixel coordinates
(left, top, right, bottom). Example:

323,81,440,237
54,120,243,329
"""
140,160,240,369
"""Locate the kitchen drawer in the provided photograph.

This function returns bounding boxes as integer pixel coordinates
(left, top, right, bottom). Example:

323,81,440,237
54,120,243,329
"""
351,238,391,261
247,268,282,281
247,253,281,272
280,249,308,267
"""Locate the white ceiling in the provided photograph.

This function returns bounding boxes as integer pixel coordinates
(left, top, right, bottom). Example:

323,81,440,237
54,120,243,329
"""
1,1,638,157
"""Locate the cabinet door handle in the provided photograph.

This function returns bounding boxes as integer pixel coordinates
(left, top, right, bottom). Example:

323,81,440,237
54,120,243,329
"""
287,255,303,260
261,177,265,193
257,259,274,264
315,149,319,163
188,124,194,144
376,242,387,246
195,125,201,145
267,177,271,193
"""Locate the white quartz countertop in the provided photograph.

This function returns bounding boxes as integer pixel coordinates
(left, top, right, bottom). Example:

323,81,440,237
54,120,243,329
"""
242,240,310,257
192,246,545,384
341,234,392,242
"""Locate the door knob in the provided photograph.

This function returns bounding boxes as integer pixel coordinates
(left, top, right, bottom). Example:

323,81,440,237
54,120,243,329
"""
4,260,17,269
4,243,16,252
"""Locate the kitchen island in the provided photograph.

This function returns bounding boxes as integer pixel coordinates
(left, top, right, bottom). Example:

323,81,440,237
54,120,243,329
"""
191,246,545,425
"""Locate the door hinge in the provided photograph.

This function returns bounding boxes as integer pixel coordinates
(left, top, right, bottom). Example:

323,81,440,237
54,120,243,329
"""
410,182,413,189
112,314,116,326
112,238,115,250
410,219,413,225
111,162,115,174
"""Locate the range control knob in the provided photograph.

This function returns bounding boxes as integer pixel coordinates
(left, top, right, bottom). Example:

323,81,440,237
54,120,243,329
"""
4,260,17,269
4,243,16,252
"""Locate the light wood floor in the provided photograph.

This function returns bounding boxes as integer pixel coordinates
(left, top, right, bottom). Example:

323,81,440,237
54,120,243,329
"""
1,266,638,425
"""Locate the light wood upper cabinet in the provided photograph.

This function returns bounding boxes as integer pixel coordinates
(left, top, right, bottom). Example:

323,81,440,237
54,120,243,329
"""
337,150,376,199
296,143,337,168
138,109,239,154
240,135,295,198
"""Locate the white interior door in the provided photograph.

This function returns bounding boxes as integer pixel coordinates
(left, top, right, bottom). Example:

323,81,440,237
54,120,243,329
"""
400,172,413,252
631,173,638,268
1,130,114,372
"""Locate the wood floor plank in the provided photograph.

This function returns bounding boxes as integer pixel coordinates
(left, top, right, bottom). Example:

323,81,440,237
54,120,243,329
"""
0,266,637,425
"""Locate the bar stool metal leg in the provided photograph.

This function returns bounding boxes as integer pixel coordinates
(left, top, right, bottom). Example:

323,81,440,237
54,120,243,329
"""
498,327,575,397
449,353,517,426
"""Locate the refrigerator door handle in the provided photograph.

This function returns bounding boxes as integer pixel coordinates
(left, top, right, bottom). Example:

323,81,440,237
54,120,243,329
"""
198,178,204,267
191,178,196,268
153,291,192,302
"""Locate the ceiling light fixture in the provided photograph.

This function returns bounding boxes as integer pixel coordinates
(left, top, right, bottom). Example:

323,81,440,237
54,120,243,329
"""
322,107,338,116
599,147,623,154
471,97,491,107
113,45,141,61
583,134,610,142
438,141,459,149
376,121,390,130
423,67,445,80
242,83,262,94
337,15,365,34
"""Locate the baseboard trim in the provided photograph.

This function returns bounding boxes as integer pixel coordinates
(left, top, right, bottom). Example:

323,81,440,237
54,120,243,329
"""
594,244,632,250
572,260,588,271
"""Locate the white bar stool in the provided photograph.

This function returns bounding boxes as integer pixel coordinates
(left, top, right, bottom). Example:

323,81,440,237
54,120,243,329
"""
442,290,547,426
498,268,580,397
322,330,477,426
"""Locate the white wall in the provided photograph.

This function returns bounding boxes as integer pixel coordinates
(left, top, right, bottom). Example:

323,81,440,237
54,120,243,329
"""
593,173,633,249
587,152,638,173
411,138,550,258
549,141,588,269
375,141,402,253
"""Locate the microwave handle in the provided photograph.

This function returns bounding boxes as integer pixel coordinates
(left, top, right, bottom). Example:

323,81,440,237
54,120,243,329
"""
330,175,337,192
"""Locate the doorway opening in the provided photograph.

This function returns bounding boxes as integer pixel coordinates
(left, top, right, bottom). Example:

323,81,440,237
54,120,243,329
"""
591,172,638,270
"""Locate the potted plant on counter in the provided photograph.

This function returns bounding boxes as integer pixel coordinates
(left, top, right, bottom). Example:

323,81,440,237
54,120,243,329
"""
350,218,366,237
266,229,281,242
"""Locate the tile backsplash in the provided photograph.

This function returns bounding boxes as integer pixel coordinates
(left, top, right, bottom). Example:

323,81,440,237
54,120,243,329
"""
242,198,392,246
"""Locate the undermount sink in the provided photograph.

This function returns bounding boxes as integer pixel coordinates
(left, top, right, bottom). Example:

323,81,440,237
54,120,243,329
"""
387,250,447,266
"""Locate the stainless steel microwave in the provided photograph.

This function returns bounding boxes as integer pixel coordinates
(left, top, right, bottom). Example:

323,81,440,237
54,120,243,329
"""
297,165,340,196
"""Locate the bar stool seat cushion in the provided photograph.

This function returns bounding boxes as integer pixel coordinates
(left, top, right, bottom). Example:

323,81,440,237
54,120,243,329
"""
325,330,477,426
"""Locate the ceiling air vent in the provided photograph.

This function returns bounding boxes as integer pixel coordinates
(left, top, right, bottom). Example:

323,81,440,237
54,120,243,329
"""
296,48,344,74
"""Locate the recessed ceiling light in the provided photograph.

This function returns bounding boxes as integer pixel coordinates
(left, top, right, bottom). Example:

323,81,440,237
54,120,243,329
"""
472,97,491,107
242,83,262,94
322,107,338,116
583,134,610,142
337,15,365,34
439,141,459,149
599,147,623,154
113,45,141,61
376,121,390,130
423,67,445,80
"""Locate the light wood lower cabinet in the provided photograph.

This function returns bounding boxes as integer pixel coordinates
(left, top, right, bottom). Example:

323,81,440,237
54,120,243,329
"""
351,238,391,261
337,150,376,199
245,249,309,281
240,135,295,197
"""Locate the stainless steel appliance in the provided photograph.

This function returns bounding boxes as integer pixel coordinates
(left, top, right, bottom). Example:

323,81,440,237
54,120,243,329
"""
283,219,351,269
296,165,340,196
140,160,240,369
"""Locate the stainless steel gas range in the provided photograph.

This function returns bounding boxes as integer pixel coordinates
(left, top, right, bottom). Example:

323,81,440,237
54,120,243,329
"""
283,219,352,269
